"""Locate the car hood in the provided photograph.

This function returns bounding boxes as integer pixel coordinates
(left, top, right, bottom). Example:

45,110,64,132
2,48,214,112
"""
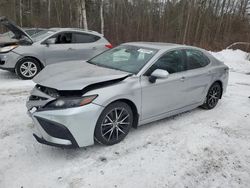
0,16,33,43
33,61,131,90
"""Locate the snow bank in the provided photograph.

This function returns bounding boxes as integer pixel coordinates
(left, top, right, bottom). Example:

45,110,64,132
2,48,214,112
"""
210,49,250,73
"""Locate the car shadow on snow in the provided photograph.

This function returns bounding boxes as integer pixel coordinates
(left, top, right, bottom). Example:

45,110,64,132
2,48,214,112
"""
0,70,18,80
35,107,207,159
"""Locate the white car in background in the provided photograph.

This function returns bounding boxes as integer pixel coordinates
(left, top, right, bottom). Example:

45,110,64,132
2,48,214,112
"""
0,17,112,79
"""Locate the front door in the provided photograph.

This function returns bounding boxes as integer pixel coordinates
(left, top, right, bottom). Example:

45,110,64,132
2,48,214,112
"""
43,32,75,65
141,50,190,120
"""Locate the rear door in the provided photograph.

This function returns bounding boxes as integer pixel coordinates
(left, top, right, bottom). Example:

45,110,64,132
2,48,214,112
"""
71,32,108,60
181,49,213,104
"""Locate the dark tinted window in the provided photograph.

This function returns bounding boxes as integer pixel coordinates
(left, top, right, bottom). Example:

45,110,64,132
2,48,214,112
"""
72,33,100,43
185,49,210,70
48,32,72,44
146,50,186,75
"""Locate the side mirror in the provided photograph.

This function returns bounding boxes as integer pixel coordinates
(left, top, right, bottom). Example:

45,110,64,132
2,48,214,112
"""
149,69,169,83
44,38,55,46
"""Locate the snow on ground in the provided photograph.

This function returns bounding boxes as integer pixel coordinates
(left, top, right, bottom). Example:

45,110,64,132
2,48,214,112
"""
210,49,250,74
0,49,250,188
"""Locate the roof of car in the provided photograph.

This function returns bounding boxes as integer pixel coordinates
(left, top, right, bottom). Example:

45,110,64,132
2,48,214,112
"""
49,28,103,36
123,42,199,51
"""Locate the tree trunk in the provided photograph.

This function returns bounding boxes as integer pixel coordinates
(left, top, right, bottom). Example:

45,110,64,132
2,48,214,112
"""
81,0,88,29
19,0,22,27
48,0,51,26
100,0,104,34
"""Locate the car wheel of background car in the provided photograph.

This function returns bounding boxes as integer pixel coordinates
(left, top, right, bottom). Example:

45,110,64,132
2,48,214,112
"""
201,82,222,110
15,57,41,80
94,101,133,145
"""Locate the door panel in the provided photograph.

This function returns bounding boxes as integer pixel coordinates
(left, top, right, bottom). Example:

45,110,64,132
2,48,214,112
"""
141,74,190,120
182,67,213,104
71,32,107,61
69,43,101,61
44,43,75,65
183,49,213,104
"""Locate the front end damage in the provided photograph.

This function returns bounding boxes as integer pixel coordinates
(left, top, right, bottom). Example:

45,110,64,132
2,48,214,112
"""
27,85,104,148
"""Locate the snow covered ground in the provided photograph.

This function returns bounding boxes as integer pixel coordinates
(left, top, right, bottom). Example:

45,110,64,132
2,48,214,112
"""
0,49,250,188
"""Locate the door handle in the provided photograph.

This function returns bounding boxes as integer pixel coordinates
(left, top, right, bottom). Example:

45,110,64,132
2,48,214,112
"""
67,48,74,51
92,47,97,50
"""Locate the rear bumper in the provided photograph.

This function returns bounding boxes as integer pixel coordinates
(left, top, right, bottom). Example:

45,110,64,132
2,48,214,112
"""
28,103,104,148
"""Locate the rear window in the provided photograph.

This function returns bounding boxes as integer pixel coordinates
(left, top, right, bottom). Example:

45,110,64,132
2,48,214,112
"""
72,33,100,43
185,49,210,70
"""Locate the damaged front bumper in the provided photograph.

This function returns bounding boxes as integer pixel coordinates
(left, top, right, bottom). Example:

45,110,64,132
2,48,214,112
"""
27,86,104,148
28,104,104,148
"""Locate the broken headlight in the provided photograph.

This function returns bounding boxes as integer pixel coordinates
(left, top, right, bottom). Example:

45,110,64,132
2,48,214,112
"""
45,95,98,109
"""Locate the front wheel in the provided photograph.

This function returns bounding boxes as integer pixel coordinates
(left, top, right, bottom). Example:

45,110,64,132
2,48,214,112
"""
201,82,222,109
15,57,41,80
94,102,133,145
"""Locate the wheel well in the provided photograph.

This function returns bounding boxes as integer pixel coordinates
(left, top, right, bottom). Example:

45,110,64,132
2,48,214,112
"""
17,56,44,69
110,99,139,129
213,80,223,98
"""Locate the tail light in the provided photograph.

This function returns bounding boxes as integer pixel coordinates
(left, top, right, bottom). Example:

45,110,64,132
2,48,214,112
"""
105,44,113,49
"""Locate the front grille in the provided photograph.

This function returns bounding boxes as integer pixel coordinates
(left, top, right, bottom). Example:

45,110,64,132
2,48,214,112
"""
26,85,57,110
29,95,47,101
36,85,60,98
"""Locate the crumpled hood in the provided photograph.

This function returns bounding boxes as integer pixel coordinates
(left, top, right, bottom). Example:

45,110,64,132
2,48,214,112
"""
33,61,130,90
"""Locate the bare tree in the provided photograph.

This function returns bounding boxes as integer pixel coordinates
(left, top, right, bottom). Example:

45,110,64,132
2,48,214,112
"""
100,0,104,34
48,0,51,26
78,0,88,29
1,0,250,50
19,0,22,27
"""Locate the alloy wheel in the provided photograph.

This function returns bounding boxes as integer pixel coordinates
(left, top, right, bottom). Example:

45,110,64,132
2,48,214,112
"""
101,107,131,142
207,84,220,108
20,61,38,78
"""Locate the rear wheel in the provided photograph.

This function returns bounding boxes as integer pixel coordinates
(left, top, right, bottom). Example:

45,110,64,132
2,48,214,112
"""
94,102,133,145
201,82,222,109
15,57,41,80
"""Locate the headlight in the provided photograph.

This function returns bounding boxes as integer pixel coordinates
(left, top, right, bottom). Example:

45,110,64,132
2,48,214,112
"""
45,95,98,109
0,45,18,53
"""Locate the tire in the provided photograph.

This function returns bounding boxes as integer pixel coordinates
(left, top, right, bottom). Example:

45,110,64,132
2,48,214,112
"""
201,82,222,110
94,101,133,145
15,57,41,80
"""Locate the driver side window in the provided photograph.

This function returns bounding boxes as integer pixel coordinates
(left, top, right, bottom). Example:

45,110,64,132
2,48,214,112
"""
46,32,73,44
146,50,186,76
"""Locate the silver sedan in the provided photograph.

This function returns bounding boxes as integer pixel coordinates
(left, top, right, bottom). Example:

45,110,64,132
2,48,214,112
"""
26,42,229,148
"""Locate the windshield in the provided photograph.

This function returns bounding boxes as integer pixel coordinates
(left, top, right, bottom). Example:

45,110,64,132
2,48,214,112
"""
88,45,158,74
31,30,55,41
